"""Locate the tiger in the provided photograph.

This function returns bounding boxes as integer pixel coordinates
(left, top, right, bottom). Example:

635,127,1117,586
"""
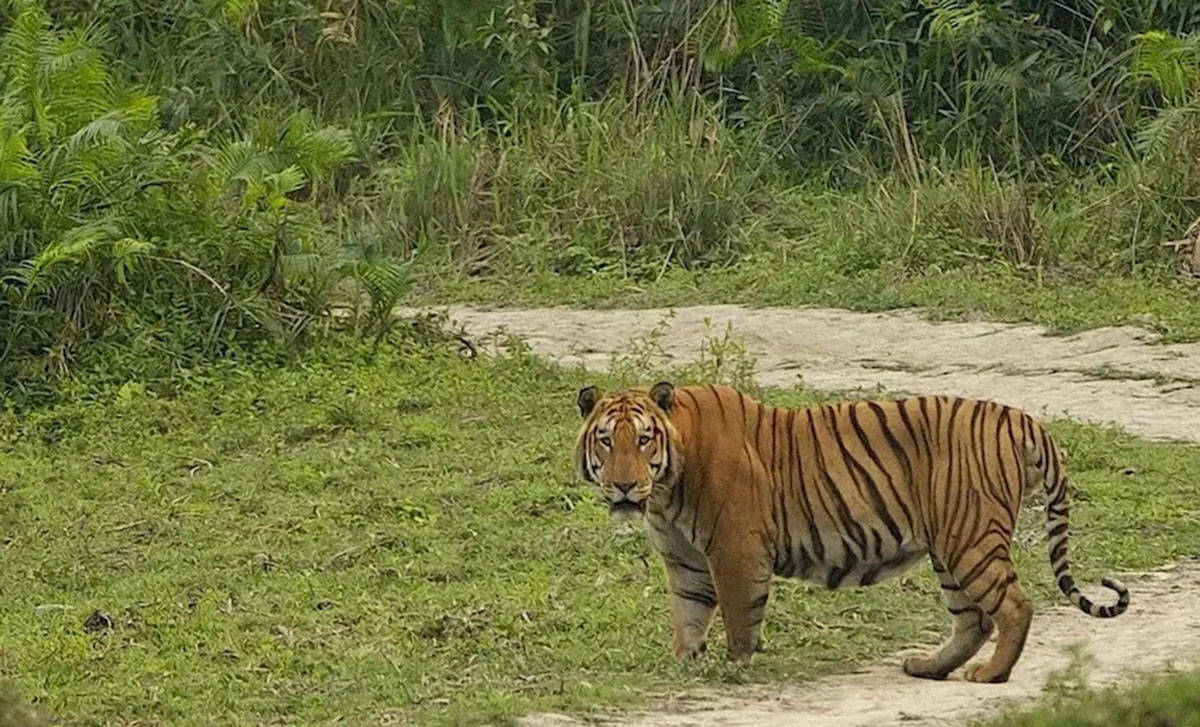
573,381,1129,683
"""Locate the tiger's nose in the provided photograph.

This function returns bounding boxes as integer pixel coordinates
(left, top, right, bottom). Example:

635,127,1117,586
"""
613,481,636,496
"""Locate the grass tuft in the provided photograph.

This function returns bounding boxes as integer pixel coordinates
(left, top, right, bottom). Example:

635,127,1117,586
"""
983,671,1200,727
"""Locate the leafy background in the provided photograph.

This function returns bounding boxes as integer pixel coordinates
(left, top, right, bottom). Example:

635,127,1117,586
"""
3,0,1200,402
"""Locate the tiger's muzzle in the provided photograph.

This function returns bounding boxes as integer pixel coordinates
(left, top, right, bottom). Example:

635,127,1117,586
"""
606,480,650,521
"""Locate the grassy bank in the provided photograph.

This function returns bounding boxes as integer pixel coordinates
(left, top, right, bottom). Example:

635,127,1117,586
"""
419,248,1200,343
2,339,1198,725
983,671,1200,727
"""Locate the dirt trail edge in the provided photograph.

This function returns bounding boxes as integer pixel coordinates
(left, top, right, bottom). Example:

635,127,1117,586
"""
443,304,1200,442
521,564,1200,727
434,304,1200,726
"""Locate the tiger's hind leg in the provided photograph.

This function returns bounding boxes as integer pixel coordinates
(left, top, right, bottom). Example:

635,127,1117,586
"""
954,553,1034,684
903,557,994,680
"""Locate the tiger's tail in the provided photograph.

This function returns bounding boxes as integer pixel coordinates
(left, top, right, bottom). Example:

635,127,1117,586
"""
1026,422,1130,619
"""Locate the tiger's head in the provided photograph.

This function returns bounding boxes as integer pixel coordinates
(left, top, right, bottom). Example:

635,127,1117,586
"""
573,381,683,523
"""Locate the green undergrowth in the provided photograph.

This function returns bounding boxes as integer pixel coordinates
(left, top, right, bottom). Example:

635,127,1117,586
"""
9,1,1200,400
982,670,1200,727
413,170,1200,341
1,338,1198,725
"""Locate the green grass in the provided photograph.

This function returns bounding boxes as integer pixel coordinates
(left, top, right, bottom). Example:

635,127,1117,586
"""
404,162,1200,341
982,671,1200,727
411,166,1200,342
1,341,1199,725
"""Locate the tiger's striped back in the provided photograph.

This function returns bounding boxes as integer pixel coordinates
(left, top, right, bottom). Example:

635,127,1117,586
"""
574,382,1128,681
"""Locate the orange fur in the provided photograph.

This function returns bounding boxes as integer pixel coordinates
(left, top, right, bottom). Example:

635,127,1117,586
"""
574,383,1129,682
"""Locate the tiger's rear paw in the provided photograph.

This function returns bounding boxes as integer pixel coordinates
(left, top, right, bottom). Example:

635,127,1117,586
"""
902,655,951,681
674,641,707,660
726,650,754,664
964,663,1010,683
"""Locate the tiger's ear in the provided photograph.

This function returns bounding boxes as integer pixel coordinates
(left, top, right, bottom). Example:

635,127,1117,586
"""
577,386,599,418
650,381,675,412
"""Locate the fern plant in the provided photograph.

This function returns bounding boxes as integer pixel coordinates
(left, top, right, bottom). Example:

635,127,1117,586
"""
0,1,370,397
1132,30,1200,105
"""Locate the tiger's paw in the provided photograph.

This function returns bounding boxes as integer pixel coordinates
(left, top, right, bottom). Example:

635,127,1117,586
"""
902,655,951,681
964,663,1010,684
725,641,756,664
673,641,707,661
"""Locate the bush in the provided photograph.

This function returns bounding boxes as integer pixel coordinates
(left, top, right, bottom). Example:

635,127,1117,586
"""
0,1,404,400
3,0,1200,396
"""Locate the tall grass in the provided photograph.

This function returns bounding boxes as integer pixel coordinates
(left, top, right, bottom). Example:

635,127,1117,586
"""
777,153,1199,278
3,0,1200,396
349,93,766,277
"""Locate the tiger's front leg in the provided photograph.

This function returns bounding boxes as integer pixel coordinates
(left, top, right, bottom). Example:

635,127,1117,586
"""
663,556,717,659
647,518,717,660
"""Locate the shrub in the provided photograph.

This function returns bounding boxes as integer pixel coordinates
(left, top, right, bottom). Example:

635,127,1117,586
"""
0,1,404,399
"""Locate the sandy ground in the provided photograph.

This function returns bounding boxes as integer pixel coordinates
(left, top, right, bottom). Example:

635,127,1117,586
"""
521,563,1200,727
444,304,1200,442
435,304,1200,726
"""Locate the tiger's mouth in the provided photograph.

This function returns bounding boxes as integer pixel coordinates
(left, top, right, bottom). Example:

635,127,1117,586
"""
609,499,646,520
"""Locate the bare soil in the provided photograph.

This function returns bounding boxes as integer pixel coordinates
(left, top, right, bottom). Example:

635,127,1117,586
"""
437,304,1200,726
522,563,1200,727
446,304,1200,442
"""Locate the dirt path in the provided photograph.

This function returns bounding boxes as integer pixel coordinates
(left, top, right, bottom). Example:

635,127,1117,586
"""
437,304,1200,725
445,304,1200,442
522,562,1200,727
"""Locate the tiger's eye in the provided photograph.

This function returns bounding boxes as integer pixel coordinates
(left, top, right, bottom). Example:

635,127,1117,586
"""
598,435,613,448
638,434,651,446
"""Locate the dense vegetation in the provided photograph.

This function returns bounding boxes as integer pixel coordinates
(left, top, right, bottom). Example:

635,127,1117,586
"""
3,0,1200,399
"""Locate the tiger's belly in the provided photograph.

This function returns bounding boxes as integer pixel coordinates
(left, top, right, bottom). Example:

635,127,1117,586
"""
772,534,927,589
